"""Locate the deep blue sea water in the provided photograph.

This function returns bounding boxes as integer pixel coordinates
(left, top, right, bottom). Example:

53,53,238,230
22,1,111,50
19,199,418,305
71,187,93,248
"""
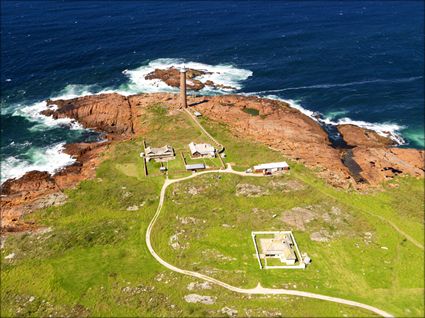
1,1,424,182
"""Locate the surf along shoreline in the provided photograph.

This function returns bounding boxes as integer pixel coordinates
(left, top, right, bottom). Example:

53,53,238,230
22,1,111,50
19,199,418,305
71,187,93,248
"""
1,67,424,234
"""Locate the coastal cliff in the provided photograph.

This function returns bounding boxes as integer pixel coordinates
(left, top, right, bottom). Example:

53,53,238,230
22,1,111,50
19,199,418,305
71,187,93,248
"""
1,90,423,233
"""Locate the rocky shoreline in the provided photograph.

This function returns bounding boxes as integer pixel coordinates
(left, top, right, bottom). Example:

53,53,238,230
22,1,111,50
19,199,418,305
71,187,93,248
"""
145,67,235,91
1,82,423,233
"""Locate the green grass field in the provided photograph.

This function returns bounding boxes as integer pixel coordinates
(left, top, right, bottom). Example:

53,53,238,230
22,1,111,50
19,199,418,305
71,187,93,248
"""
1,102,423,317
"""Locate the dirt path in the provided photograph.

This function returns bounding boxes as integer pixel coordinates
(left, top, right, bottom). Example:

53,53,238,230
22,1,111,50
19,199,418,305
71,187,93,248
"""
184,108,222,147
145,166,394,318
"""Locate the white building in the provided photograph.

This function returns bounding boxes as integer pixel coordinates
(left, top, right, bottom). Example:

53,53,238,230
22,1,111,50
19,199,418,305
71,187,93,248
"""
142,145,175,162
188,142,216,158
260,235,297,265
185,163,206,171
252,231,306,270
253,162,289,175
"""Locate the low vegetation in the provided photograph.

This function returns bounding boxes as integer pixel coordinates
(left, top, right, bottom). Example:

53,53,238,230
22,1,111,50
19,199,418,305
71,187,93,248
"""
1,103,423,317
242,107,260,116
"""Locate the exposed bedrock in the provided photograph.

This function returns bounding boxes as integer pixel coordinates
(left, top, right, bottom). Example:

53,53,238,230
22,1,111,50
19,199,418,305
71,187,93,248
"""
2,90,423,232
337,124,396,148
145,67,235,91
349,147,424,185
186,94,424,187
336,124,424,183
186,94,353,187
42,93,137,135
1,141,108,233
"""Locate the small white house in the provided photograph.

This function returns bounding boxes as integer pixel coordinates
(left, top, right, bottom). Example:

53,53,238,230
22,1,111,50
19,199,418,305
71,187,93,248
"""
188,142,216,158
194,111,202,117
253,162,289,175
185,163,206,171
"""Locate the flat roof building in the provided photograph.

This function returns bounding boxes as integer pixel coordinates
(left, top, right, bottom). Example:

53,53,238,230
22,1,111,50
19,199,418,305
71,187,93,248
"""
253,161,289,175
185,163,206,171
252,231,306,270
259,234,297,265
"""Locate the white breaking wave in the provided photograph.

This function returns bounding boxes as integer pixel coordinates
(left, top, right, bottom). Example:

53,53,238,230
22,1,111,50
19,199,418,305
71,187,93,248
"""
261,94,317,118
249,76,423,94
2,58,253,183
1,143,76,183
2,84,102,183
51,83,100,100
120,58,253,95
1,59,416,183
11,59,253,130
257,94,406,145
324,109,350,119
10,83,104,131
321,117,406,145
13,101,85,131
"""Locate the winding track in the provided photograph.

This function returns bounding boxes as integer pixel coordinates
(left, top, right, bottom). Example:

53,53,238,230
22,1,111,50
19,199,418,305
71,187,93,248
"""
145,165,394,318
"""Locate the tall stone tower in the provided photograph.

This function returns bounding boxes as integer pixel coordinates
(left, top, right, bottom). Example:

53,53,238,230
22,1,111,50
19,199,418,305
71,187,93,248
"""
180,67,187,108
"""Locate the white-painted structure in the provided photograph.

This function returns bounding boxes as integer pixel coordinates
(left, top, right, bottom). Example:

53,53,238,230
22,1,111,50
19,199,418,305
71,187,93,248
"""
253,162,289,175
188,142,216,158
252,231,305,269
185,163,206,171
142,145,175,162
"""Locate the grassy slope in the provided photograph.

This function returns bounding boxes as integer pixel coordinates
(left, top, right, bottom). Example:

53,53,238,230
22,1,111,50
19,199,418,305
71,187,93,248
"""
1,103,422,317
153,113,424,317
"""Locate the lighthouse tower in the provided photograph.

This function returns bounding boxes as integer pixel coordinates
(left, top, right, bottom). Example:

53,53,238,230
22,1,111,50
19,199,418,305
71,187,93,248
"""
180,67,187,108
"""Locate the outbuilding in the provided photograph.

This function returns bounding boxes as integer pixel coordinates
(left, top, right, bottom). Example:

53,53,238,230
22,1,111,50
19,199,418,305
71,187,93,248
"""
185,163,206,172
253,162,289,175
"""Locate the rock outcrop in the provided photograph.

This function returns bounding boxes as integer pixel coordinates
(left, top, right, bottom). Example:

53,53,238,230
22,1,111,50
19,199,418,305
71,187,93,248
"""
2,89,423,232
42,93,138,136
183,94,423,187
1,171,60,232
336,124,424,184
1,141,109,233
349,146,424,184
187,94,354,187
145,67,234,91
337,124,395,148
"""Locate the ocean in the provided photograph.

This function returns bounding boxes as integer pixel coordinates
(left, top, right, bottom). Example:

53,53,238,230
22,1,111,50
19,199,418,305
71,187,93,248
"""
1,1,424,182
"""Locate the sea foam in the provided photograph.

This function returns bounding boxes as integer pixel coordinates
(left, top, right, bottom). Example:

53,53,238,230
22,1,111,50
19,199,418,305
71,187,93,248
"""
260,94,406,145
2,58,413,184
120,58,253,95
1,143,76,183
13,101,85,132
2,59,253,183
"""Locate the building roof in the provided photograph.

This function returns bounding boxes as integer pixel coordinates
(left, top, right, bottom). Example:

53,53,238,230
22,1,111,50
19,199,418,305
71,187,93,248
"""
260,238,296,260
194,111,202,116
145,145,174,156
188,142,215,155
253,161,289,170
282,244,296,260
185,163,206,170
